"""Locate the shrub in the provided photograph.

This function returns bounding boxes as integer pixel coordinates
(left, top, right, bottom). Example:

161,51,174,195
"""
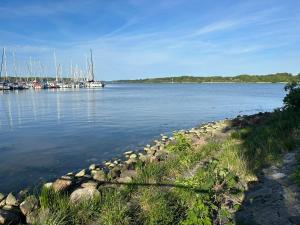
167,133,191,152
284,81,300,110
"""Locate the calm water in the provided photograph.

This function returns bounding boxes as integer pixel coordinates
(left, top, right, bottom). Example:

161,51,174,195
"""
0,83,285,193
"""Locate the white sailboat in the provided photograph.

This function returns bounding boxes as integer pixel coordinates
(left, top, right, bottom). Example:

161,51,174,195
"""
85,49,105,88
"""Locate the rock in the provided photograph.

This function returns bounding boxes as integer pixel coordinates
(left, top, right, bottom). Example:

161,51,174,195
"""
26,210,39,224
129,154,137,159
5,193,18,207
0,194,4,202
43,182,53,189
75,169,86,177
70,188,100,203
270,172,286,180
0,199,5,208
154,151,168,161
52,176,74,193
124,158,137,170
123,150,133,155
89,164,96,170
81,181,98,189
0,209,20,225
108,167,121,179
17,189,29,200
117,177,132,183
120,170,137,179
20,196,38,216
92,170,106,182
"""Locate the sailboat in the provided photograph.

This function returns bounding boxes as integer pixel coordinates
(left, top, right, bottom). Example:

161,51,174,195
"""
85,49,105,88
0,48,11,90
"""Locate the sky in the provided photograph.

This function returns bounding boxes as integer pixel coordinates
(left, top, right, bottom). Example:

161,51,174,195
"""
0,0,300,80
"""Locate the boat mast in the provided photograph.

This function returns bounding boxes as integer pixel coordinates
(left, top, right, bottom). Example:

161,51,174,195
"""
0,48,4,81
90,49,94,81
54,50,58,82
13,51,18,81
29,57,33,81
1,48,8,81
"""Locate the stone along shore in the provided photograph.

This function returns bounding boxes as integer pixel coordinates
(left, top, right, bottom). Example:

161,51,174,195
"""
2,112,291,224
0,118,231,224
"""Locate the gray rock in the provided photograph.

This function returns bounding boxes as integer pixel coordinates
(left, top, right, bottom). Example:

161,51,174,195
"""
43,182,53,189
0,209,20,225
124,158,137,170
52,176,74,193
70,188,100,203
129,153,137,159
26,210,39,224
92,170,106,182
0,199,5,208
5,193,18,207
270,172,286,180
120,170,138,179
123,150,133,155
20,196,38,216
81,181,98,189
75,169,86,177
108,167,121,179
89,164,96,170
117,177,132,183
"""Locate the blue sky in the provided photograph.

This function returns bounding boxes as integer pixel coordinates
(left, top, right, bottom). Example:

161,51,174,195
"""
0,0,300,80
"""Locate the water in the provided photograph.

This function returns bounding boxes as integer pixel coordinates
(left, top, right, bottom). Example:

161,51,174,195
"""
0,83,285,193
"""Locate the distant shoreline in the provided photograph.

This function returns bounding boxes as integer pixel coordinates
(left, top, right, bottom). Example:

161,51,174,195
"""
111,73,299,84
110,81,288,84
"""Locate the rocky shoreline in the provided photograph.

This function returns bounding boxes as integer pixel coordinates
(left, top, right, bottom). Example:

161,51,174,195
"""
0,114,270,224
0,118,231,224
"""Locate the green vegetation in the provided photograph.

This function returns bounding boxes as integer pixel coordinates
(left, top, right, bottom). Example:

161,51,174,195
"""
114,73,300,83
30,82,300,225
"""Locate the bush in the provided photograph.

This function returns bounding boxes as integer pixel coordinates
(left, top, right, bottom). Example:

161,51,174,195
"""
284,81,300,110
167,133,191,152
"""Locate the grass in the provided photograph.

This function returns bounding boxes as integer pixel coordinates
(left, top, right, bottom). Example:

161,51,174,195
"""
31,84,300,225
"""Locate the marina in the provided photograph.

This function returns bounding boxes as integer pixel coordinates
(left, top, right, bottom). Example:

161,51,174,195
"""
0,48,105,91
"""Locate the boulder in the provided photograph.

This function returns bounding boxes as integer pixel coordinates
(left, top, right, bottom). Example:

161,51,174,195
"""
0,199,5,208
0,209,20,225
124,158,137,170
108,167,121,180
26,210,39,224
129,154,137,159
5,193,18,207
91,170,106,182
117,177,132,183
81,181,98,189
52,176,74,193
120,170,137,179
19,196,38,216
75,169,86,177
70,188,100,203
123,150,133,155
89,164,96,170
154,151,168,162
43,182,53,189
